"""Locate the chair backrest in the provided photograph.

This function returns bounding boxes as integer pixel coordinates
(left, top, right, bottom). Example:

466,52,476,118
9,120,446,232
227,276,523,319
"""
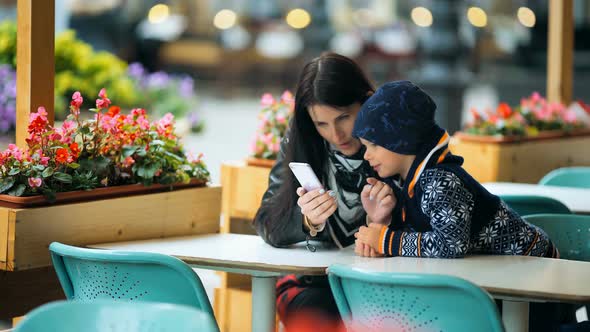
328,265,504,332
14,300,218,332
49,242,218,331
539,167,590,188
523,214,590,262
500,195,571,216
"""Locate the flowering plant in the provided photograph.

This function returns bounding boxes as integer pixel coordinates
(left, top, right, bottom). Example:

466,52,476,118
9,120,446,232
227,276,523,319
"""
0,89,209,200
464,92,589,137
249,91,294,160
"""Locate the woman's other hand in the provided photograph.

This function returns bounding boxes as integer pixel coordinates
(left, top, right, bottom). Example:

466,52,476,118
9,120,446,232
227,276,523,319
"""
361,177,396,225
296,187,337,226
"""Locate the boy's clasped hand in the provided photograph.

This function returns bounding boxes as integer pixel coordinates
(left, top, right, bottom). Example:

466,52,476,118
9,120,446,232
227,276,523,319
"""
355,177,395,258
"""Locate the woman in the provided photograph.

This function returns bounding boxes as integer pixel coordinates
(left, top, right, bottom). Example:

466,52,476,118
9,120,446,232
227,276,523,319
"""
253,53,394,330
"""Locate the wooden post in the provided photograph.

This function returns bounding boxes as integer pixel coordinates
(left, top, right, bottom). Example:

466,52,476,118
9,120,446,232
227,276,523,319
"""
16,0,55,148
547,0,574,104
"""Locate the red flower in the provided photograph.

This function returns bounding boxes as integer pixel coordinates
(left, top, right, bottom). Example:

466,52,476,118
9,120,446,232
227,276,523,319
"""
107,105,121,117
497,103,512,119
55,148,70,164
69,142,80,158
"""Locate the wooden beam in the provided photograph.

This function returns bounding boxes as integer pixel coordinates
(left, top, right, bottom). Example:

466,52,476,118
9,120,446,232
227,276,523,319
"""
547,0,574,104
16,0,55,148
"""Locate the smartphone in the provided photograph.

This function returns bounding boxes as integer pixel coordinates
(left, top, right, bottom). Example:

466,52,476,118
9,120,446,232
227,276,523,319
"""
288,162,323,192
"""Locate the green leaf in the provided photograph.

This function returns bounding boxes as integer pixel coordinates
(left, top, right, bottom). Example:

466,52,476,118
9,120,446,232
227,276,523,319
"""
41,167,54,178
32,165,45,172
122,146,138,158
136,162,160,179
68,163,80,169
88,108,99,113
7,184,25,197
136,148,147,157
0,177,15,193
163,151,183,161
8,168,20,176
150,140,165,147
53,172,73,183
80,126,91,135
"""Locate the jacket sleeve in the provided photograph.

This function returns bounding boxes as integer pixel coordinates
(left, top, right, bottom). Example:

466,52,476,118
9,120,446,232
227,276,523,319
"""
379,170,475,258
253,136,330,247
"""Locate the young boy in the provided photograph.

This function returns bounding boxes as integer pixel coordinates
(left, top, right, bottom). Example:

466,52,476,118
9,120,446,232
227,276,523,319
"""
353,81,557,259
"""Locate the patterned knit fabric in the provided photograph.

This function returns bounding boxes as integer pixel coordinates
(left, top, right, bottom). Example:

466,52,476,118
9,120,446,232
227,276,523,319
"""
380,166,556,258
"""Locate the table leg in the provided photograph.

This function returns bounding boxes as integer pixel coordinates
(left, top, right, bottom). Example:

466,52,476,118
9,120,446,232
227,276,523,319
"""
502,300,529,332
252,276,277,332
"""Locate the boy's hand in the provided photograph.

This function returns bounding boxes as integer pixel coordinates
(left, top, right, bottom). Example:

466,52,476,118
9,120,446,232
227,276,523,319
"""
361,178,396,225
355,223,386,254
354,240,384,257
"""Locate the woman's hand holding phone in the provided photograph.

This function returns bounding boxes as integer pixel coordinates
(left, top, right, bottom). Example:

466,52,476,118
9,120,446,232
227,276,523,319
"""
296,187,337,226
361,177,396,225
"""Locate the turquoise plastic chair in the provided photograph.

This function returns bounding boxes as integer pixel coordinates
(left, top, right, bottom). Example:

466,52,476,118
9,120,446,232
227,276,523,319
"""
523,214,590,262
14,300,218,332
328,265,504,332
49,242,219,332
500,195,571,216
539,167,590,188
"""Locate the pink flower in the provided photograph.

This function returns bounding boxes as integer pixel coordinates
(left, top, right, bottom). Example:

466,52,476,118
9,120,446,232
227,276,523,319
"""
187,152,204,164
276,113,286,124
28,177,42,188
137,115,150,131
280,91,294,105
71,91,83,109
531,92,541,102
261,93,275,107
272,142,280,153
37,106,48,119
563,110,578,124
96,98,111,109
262,132,274,144
61,120,76,132
99,88,108,99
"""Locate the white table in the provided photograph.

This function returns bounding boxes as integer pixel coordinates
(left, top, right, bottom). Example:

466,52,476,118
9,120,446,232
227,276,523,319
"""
90,233,372,332
348,255,590,332
484,182,590,213
91,234,590,332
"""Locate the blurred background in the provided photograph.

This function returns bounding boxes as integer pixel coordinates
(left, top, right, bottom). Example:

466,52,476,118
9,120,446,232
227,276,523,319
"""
1,0,590,183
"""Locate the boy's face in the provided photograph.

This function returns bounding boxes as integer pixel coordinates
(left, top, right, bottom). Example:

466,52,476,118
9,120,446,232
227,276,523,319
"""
360,138,410,178
308,103,362,156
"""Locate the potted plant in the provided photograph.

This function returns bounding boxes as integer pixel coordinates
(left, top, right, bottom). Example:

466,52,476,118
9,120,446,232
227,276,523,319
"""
0,88,209,208
247,90,294,168
451,92,590,183
458,92,590,143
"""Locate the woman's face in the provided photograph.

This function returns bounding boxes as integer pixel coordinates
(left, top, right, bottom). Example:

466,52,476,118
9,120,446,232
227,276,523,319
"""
308,103,362,156
360,137,408,178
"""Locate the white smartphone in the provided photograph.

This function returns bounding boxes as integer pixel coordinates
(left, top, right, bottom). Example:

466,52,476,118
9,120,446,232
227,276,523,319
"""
288,162,323,192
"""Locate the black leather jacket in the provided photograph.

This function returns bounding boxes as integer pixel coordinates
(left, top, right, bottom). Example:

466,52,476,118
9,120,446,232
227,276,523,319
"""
253,136,368,248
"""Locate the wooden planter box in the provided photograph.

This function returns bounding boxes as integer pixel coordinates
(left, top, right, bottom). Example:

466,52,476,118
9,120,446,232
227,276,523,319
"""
450,132,590,183
0,185,221,319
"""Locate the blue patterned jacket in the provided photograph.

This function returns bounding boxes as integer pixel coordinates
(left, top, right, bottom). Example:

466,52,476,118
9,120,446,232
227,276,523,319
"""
379,132,557,258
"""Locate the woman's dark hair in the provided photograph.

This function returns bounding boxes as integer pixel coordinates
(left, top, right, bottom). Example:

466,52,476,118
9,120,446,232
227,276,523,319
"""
269,52,375,222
